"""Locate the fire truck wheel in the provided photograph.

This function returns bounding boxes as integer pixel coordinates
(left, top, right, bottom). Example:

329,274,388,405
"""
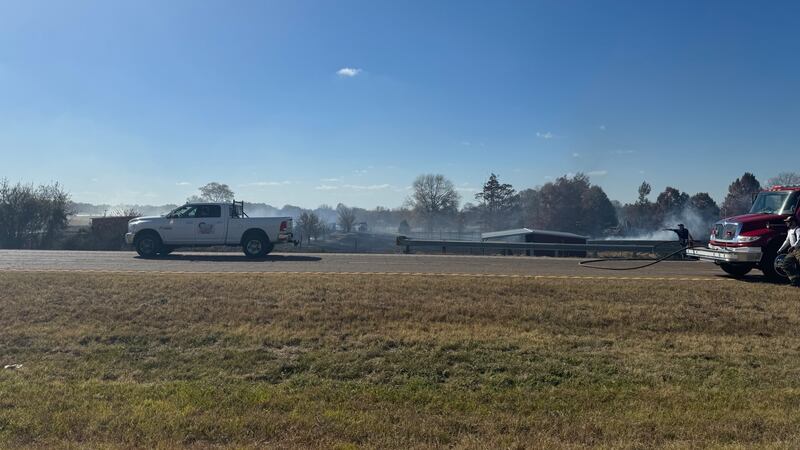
761,242,787,282
719,263,752,278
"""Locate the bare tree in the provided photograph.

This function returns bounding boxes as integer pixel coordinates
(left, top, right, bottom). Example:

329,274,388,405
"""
337,204,357,233
408,174,460,233
767,172,800,187
190,182,235,203
297,211,321,244
109,207,142,217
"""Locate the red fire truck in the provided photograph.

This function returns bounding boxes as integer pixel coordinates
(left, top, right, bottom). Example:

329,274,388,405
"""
687,185,800,281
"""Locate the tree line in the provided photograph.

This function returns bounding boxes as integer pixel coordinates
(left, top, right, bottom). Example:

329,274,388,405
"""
282,171,778,242
0,171,791,248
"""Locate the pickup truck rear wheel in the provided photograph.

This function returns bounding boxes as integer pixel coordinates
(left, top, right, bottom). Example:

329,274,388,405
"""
719,263,753,278
134,231,162,258
242,232,273,258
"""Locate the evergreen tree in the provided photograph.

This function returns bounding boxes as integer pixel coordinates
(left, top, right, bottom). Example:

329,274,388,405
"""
474,173,517,231
721,173,761,217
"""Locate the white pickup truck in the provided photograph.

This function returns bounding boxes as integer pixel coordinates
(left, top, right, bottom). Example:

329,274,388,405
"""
125,201,296,258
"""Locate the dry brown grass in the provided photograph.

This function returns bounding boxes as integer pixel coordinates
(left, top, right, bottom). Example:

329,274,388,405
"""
1,272,800,448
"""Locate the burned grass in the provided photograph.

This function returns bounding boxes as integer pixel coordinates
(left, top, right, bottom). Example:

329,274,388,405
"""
1,272,799,448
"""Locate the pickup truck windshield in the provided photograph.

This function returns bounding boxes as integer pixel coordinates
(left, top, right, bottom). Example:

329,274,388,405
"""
749,191,799,215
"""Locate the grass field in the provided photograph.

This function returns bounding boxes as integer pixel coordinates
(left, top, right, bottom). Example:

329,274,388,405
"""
1,272,800,448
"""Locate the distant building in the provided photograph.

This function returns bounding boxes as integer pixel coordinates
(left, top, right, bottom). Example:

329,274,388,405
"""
481,228,587,257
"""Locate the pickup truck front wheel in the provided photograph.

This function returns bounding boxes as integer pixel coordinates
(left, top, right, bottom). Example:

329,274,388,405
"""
134,231,162,258
242,232,273,258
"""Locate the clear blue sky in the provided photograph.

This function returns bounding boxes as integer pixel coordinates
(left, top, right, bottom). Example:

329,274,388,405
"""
1,0,798,208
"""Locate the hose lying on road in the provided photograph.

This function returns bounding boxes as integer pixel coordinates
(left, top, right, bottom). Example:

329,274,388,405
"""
578,242,696,271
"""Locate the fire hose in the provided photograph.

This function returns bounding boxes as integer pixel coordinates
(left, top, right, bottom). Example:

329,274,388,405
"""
578,242,698,271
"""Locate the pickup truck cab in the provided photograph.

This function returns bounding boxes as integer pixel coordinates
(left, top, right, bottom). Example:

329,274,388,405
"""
687,186,800,280
125,201,296,258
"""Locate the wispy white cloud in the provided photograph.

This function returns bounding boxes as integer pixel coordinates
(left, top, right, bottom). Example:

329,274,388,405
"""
175,181,192,186
612,149,635,155
572,152,580,158
353,169,368,175
536,131,556,139
457,187,479,193
240,181,291,187
316,183,392,191
586,170,608,177
315,184,339,191
337,67,362,77
343,184,391,190
320,177,341,182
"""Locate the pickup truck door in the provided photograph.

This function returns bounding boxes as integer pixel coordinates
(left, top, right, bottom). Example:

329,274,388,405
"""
194,205,226,244
160,205,200,244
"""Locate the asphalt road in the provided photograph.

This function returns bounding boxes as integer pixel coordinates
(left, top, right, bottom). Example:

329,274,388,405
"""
0,250,736,280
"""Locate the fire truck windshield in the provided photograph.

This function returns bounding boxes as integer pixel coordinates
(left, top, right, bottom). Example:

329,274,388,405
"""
749,191,799,215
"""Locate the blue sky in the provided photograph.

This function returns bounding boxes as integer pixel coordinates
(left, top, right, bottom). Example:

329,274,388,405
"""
1,0,798,208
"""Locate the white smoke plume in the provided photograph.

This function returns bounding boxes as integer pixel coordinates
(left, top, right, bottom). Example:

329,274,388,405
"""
610,206,714,241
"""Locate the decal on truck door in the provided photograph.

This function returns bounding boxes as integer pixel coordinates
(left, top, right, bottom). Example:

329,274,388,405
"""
198,222,214,234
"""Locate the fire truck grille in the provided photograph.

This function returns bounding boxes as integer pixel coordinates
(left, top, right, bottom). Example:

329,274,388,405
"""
715,223,738,240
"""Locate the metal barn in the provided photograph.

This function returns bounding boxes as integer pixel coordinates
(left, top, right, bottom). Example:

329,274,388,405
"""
480,228,588,257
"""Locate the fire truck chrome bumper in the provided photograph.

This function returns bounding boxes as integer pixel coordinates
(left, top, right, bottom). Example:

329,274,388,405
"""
686,246,762,263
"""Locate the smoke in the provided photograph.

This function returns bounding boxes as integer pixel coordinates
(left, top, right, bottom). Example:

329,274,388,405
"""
610,207,713,241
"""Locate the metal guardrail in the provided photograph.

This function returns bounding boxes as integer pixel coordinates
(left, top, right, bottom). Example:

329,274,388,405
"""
396,236,704,256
